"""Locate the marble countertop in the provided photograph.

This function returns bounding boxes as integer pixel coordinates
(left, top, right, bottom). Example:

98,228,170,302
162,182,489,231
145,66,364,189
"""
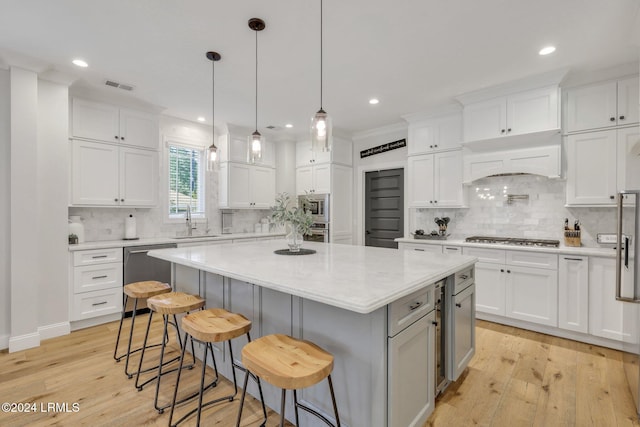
148,240,477,314
68,232,285,251
395,237,618,258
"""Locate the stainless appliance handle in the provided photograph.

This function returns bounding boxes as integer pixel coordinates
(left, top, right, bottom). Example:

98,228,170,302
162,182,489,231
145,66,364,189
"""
127,249,150,255
616,191,640,303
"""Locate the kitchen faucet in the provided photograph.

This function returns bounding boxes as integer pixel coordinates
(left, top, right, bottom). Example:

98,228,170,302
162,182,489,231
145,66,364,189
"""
185,205,195,236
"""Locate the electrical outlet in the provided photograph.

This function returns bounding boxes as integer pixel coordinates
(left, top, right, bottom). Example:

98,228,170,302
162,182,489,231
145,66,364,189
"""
597,233,617,244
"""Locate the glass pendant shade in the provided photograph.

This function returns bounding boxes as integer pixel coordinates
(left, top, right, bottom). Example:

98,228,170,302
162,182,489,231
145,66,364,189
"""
311,108,332,152
248,130,264,163
206,143,218,172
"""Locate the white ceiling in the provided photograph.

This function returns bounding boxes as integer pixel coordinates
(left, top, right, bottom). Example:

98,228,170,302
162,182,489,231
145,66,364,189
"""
1,0,639,137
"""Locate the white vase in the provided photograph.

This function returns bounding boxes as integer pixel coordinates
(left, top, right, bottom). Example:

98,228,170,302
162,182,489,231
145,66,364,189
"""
286,224,304,252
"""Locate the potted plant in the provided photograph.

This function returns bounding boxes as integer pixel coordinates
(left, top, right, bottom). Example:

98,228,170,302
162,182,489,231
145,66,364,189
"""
68,233,78,245
270,192,313,252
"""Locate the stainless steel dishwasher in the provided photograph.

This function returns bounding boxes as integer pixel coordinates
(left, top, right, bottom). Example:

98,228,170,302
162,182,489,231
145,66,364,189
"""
123,243,177,315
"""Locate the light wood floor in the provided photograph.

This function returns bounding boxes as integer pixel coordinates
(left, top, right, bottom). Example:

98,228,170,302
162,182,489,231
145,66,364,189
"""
1,317,640,426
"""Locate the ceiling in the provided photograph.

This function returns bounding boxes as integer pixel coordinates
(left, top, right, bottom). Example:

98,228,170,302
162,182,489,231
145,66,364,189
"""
1,0,639,137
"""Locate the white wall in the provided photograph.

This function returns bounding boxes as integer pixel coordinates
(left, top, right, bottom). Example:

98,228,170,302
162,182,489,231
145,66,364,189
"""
274,137,296,198
352,123,408,245
0,69,10,348
37,79,70,336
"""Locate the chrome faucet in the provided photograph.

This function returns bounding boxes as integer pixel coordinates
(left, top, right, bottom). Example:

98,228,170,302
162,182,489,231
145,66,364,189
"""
185,205,194,236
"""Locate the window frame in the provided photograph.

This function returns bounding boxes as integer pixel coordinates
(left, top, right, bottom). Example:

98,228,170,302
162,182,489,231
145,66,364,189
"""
164,137,207,223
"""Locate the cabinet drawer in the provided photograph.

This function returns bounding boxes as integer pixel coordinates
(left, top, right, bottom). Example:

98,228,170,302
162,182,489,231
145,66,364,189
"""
462,247,505,264
73,248,123,266
506,250,558,270
388,285,435,337
400,242,442,254
71,288,122,321
454,267,474,294
74,263,123,293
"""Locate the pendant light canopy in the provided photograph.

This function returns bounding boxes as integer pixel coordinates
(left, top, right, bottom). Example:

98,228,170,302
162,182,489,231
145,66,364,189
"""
311,0,332,152
206,51,221,172
248,18,265,163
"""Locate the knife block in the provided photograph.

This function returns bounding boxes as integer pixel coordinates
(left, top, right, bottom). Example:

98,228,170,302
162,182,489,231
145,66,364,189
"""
564,229,581,247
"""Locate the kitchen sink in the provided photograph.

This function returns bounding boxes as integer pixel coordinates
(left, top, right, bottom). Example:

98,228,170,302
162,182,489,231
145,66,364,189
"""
171,235,219,240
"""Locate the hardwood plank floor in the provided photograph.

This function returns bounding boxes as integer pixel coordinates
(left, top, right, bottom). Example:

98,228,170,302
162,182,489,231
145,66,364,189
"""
1,317,640,426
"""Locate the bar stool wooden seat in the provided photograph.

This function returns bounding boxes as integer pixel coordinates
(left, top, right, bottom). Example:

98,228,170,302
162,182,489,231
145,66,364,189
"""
168,308,267,427
135,291,206,413
237,334,341,427
113,280,172,378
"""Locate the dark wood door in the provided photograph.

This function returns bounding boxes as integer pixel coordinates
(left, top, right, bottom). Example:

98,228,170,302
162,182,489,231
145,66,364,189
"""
365,168,404,248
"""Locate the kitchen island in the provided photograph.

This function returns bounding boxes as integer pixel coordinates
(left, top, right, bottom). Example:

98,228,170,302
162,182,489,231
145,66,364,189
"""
149,240,477,427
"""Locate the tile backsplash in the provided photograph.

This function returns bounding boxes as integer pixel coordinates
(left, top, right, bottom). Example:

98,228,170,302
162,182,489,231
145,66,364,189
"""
412,174,617,247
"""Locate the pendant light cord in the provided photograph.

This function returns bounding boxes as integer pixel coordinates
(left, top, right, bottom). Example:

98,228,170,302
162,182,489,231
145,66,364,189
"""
320,0,323,109
211,57,215,131
255,29,258,132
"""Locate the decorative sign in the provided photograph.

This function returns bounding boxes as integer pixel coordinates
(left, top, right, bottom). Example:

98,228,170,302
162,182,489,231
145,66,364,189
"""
360,138,406,158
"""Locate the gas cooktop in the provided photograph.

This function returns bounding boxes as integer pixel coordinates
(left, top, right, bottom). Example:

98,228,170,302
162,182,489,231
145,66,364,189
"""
464,236,560,248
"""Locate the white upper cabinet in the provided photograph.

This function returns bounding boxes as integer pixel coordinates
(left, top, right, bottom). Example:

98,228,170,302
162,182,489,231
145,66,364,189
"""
71,98,159,150
218,162,275,209
296,163,331,195
565,76,639,133
408,150,464,208
70,140,158,207
407,112,462,155
218,132,276,168
295,137,352,167
617,126,640,191
462,85,559,143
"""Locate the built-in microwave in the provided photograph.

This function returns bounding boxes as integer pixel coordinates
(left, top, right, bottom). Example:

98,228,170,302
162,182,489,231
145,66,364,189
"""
300,194,329,223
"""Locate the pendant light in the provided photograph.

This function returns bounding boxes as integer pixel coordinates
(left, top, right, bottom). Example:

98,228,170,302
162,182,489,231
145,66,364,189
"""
248,18,266,163
311,0,332,152
206,51,221,172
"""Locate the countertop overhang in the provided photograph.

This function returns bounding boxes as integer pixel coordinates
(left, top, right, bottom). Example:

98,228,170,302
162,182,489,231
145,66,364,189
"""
148,240,477,314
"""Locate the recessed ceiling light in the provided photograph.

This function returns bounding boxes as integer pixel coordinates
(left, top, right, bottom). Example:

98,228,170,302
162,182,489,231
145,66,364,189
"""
369,98,379,105
197,117,206,122
285,124,293,128
72,59,88,67
538,46,556,56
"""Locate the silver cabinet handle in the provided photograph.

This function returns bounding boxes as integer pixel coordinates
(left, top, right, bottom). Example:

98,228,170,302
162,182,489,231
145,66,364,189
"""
91,255,108,259
91,275,108,280
409,302,422,311
414,248,425,252
459,274,469,280
563,257,583,261
92,301,107,306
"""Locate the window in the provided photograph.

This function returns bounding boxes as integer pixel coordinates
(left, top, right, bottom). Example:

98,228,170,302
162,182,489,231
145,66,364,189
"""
168,143,205,218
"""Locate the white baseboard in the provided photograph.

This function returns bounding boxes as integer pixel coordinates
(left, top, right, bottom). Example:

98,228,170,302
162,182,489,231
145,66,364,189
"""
8,331,41,353
0,334,9,351
38,322,70,341
70,313,120,331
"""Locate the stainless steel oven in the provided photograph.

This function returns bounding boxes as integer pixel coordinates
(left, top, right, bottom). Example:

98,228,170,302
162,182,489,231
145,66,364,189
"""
300,193,329,223
304,222,329,243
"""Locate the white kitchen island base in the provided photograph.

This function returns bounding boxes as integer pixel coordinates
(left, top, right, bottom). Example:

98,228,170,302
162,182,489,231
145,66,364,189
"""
150,241,477,427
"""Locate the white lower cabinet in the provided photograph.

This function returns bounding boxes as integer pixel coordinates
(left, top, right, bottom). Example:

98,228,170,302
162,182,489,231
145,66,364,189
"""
388,311,435,427
558,255,589,333
589,256,638,341
463,247,558,327
398,242,443,255
70,248,123,321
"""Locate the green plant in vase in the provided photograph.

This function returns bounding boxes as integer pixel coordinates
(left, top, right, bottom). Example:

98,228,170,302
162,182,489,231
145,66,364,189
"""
270,192,313,252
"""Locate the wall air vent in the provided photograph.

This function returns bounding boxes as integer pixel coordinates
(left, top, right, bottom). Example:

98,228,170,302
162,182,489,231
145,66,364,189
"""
104,80,134,91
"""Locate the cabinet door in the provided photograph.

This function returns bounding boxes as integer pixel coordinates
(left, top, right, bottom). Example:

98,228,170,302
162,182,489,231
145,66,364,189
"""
296,166,314,195
296,140,314,166
119,147,158,206
227,163,252,208
507,86,559,135
450,284,475,381
251,166,275,208
313,163,331,194
463,97,507,141
617,76,639,126
474,262,505,316
118,108,159,150
70,140,119,206
617,126,640,191
407,154,435,207
433,150,463,207
71,98,120,143
566,81,617,132
388,312,434,427
558,255,589,333
505,265,558,327
408,121,438,155
589,257,638,342
400,243,442,255
566,130,618,205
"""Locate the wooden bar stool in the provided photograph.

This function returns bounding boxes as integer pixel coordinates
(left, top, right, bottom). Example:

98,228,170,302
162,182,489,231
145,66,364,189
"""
113,280,172,378
168,308,267,427
237,334,341,427
135,291,206,413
